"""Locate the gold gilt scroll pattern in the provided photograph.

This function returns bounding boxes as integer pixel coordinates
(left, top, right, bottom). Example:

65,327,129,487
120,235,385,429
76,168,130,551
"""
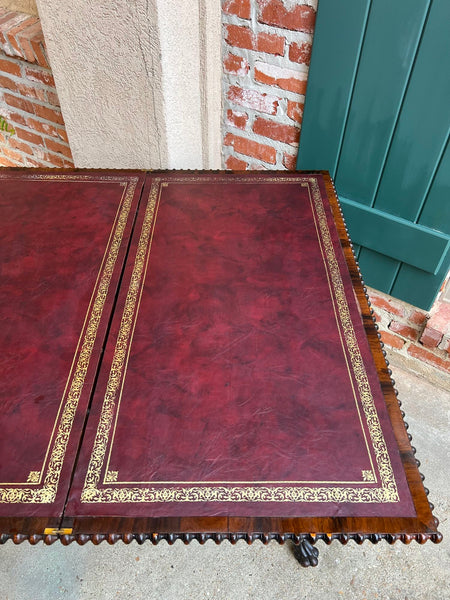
0,176,138,503
309,177,398,503
82,180,160,501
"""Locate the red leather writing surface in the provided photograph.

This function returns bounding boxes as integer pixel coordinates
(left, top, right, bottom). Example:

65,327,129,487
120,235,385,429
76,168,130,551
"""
0,171,144,518
67,173,415,519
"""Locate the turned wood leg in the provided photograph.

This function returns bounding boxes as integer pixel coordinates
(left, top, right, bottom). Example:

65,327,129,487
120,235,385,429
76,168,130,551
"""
292,539,319,567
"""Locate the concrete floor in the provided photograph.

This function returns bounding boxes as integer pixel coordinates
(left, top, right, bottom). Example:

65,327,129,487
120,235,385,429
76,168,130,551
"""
1,364,449,600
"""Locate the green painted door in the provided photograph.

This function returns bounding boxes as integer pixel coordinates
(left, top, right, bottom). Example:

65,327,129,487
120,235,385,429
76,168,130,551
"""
297,0,450,310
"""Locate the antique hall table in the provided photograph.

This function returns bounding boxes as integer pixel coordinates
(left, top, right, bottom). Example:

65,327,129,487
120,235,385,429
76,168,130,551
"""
0,169,441,567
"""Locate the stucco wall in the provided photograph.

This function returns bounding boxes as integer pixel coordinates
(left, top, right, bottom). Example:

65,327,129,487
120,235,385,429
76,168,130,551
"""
0,0,37,16
35,0,221,169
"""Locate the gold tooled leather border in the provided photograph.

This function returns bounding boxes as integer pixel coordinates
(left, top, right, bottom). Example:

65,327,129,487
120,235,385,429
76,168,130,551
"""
0,173,138,503
81,176,399,504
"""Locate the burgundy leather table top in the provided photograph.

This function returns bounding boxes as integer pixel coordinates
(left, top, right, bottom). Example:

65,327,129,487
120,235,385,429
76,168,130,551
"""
0,170,439,543
68,171,414,519
0,171,145,521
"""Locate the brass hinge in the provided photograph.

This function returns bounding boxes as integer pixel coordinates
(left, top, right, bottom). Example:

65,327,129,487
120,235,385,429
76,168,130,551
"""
43,527,73,535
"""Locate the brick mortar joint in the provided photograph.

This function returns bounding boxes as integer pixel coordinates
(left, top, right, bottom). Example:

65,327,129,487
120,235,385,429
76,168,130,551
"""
12,130,70,150
0,11,47,67
378,319,449,360
221,7,312,164
225,125,299,150
223,37,311,73
224,96,301,126
0,70,57,95
224,76,307,105
222,143,287,169
387,315,427,336
2,86,64,115
0,110,66,136
374,308,427,343
0,89,63,116
0,138,74,164
223,13,314,44
409,341,450,360
0,49,54,75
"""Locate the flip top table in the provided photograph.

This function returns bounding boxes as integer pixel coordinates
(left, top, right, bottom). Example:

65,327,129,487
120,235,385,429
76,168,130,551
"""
0,169,441,566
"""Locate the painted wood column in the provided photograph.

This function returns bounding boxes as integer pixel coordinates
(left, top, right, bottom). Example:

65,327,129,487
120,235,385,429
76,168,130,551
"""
36,0,222,169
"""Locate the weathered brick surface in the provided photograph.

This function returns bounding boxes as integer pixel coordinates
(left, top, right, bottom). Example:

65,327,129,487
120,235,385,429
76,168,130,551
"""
380,330,406,350
9,135,33,155
224,132,276,164
224,53,249,76
223,0,251,19
372,310,382,323
282,151,296,170
0,56,21,76
420,327,443,349
288,41,312,65
2,144,22,162
26,116,68,141
407,345,450,374
226,109,248,130
15,125,43,145
254,62,308,94
426,301,450,336
0,155,16,166
225,24,284,56
287,99,304,123
6,110,26,126
253,116,299,145
24,65,55,87
389,320,420,342
369,289,405,318
440,336,450,354
0,11,49,67
6,15,38,57
17,21,42,63
32,103,64,125
46,90,60,106
256,31,285,55
224,24,253,50
227,85,279,115
0,73,17,91
17,81,46,101
222,0,317,170
0,11,73,168
257,0,316,33
45,137,72,159
4,90,34,114
409,308,428,326
368,286,450,376
225,154,248,170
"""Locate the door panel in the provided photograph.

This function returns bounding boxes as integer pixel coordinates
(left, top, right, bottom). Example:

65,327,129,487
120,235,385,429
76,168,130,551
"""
296,0,370,174
418,140,450,234
335,0,430,207
297,0,450,310
374,1,450,220
357,247,400,293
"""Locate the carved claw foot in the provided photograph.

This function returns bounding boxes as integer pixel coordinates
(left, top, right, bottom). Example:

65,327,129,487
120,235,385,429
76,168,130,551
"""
292,539,319,567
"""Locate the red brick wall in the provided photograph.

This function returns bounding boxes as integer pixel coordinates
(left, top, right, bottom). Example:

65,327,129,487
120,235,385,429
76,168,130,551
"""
369,287,450,375
222,0,317,170
0,9,73,168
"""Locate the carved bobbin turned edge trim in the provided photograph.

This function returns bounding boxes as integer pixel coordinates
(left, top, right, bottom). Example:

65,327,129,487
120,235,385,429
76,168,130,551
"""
0,530,443,546
327,174,442,536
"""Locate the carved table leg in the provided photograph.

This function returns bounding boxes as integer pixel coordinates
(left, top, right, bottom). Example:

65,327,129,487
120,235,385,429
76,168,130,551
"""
292,539,319,567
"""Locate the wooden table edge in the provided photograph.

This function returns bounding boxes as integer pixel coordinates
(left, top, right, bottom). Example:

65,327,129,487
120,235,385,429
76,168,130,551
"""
0,170,442,548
